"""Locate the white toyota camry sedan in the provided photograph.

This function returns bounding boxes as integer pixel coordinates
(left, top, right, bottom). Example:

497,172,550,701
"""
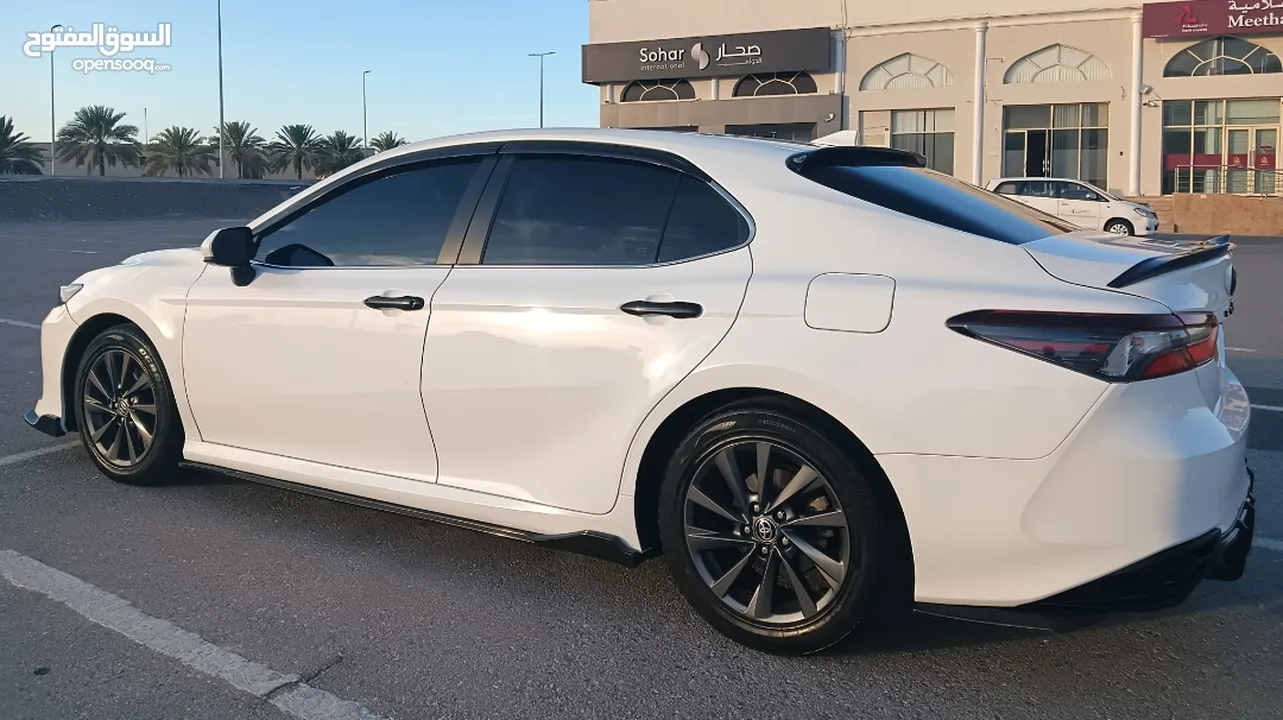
26,128,1255,655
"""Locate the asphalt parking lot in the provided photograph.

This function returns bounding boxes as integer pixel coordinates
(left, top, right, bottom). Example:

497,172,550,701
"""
1,219,1282,720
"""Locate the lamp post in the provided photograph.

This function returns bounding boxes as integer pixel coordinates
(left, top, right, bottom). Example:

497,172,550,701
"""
362,70,371,152
528,51,554,128
216,0,225,178
49,23,62,175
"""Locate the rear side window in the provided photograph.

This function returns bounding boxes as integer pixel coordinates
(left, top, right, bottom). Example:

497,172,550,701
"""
657,176,749,263
993,181,1023,195
480,154,749,266
800,165,1078,245
482,156,678,265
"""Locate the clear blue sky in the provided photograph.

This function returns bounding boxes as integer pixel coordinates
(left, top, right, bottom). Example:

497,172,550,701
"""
5,0,598,143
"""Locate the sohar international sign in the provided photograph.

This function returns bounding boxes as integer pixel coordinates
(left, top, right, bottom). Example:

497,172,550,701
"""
1142,0,1283,38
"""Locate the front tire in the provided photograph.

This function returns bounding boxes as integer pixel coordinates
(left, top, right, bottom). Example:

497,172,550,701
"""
658,401,901,655
72,324,184,486
1105,219,1134,235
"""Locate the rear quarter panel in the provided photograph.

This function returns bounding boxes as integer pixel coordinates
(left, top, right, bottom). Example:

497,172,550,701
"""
617,160,1175,499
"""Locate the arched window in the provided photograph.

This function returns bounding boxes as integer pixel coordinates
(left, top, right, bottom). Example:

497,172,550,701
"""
731,71,818,97
859,54,955,90
1163,36,1282,77
1004,45,1111,84
620,79,695,102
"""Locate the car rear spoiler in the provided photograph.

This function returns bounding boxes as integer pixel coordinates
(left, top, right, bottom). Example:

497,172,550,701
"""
786,146,926,175
1107,234,1234,289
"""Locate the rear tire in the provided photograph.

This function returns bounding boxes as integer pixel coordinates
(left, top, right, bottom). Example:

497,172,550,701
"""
72,324,184,486
657,400,903,655
1105,219,1134,235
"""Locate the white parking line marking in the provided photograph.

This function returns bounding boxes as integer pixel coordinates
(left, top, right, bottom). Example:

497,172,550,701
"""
1257,538,1283,553
1227,347,1258,352
1253,404,1283,413
0,317,40,329
0,441,80,468
0,550,387,720
48,248,99,254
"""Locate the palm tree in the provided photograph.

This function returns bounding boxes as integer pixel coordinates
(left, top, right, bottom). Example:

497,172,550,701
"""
267,124,321,180
313,130,365,178
213,120,269,179
145,126,216,177
0,115,45,175
369,131,408,153
55,105,141,176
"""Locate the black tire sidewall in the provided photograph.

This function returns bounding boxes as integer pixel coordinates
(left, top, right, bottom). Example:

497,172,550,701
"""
73,325,183,485
657,404,889,655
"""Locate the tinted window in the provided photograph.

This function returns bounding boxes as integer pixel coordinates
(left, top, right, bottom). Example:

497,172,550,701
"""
482,156,680,265
1057,182,1099,201
657,176,749,262
993,181,1023,195
801,165,1079,245
256,158,482,267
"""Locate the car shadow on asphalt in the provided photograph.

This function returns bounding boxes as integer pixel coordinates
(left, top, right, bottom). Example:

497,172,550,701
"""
165,464,1282,658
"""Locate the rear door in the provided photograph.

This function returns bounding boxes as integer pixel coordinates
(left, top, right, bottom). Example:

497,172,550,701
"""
1020,180,1061,216
420,144,753,514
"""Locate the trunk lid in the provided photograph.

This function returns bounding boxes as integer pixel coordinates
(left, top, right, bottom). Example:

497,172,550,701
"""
1022,230,1237,408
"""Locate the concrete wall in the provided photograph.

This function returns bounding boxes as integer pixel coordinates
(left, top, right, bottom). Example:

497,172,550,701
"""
0,176,312,223
1169,194,1283,235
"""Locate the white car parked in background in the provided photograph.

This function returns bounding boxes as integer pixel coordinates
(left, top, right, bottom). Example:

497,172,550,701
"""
986,177,1160,236
27,129,1253,655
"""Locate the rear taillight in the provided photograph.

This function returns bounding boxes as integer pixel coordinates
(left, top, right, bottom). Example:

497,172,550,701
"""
947,310,1219,382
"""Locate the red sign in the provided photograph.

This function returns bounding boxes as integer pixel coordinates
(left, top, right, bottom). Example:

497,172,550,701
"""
1142,0,1283,38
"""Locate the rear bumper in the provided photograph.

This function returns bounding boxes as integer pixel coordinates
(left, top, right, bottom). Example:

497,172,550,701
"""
883,364,1252,608
916,464,1254,626
1025,462,1254,613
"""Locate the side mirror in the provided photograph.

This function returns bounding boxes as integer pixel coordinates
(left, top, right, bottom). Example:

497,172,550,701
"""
200,226,257,286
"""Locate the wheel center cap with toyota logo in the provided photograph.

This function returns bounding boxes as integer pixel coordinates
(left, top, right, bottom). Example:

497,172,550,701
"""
752,517,779,544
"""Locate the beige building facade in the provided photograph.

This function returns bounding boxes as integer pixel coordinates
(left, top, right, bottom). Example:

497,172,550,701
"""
583,0,1283,198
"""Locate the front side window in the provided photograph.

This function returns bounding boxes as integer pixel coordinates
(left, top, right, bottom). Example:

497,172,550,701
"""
1057,182,1099,201
256,158,484,267
481,155,747,266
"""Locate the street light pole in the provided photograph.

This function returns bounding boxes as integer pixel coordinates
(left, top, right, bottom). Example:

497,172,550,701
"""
49,23,61,175
362,70,371,152
528,51,554,128
216,0,225,178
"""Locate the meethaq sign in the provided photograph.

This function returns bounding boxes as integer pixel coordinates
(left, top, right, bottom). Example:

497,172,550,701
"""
581,27,832,83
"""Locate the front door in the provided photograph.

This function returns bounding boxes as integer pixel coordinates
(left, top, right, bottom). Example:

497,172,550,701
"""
183,156,491,481
1054,180,1103,228
421,150,753,514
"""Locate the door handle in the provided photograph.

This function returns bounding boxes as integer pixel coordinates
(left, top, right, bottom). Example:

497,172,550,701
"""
363,295,425,311
619,300,703,319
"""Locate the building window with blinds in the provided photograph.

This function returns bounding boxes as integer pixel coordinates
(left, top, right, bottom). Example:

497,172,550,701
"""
889,109,955,175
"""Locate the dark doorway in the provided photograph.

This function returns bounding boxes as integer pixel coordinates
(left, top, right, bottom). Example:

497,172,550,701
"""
1026,130,1049,177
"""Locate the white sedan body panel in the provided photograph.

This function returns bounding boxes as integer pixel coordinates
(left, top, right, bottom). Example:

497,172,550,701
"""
421,250,751,515
182,265,446,482
29,128,1252,613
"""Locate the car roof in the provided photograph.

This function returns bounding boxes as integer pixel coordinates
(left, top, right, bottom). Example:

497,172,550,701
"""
991,177,1091,184
378,127,810,165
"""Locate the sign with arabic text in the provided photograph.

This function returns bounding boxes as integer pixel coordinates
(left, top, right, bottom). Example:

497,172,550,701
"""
581,27,831,84
1142,0,1283,38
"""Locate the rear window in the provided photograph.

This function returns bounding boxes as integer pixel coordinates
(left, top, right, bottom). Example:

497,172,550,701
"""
800,165,1079,245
